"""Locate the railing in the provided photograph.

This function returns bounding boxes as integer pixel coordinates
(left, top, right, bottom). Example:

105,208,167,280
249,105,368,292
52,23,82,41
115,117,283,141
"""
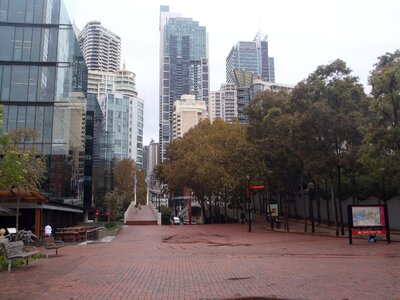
149,202,162,225
85,226,105,242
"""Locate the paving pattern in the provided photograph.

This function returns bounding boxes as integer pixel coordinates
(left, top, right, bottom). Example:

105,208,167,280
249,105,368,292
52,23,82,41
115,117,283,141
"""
1,220,400,300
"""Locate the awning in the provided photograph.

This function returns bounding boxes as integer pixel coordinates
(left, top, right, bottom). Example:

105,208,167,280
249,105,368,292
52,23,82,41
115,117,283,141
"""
0,202,83,214
0,190,47,203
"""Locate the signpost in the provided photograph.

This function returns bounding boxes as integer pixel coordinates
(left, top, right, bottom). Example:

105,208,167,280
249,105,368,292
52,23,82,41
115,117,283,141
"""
347,205,390,244
246,185,265,232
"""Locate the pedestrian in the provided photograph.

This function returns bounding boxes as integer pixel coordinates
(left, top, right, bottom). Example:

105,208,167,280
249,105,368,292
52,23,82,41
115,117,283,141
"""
44,224,52,236
135,203,138,214
240,211,245,224
170,215,174,227
139,203,141,210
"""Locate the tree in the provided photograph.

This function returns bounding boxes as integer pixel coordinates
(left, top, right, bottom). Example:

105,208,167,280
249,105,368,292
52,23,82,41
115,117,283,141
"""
361,50,400,197
156,119,260,222
112,158,135,212
0,128,46,231
291,59,366,234
104,191,123,221
135,169,147,205
246,90,303,229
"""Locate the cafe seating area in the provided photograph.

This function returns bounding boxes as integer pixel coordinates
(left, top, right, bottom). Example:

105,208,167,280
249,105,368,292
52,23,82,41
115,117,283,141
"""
55,226,98,242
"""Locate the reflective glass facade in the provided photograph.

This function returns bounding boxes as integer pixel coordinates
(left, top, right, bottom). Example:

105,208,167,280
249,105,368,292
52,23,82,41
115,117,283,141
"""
159,6,209,161
0,0,89,206
226,34,275,84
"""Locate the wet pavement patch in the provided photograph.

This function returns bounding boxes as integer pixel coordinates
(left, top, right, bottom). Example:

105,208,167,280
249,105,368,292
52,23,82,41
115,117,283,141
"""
226,277,253,280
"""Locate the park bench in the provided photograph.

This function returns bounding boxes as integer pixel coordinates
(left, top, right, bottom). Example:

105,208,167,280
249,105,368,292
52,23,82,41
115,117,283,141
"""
44,236,64,257
1,240,39,272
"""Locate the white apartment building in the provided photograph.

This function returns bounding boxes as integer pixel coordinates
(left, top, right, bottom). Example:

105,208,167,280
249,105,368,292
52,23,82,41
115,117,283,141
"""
78,21,121,72
172,95,208,139
209,83,237,123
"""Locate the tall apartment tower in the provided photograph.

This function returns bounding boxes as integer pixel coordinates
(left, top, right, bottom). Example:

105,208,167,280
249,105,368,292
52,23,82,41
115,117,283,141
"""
159,5,209,161
226,33,275,84
78,21,121,72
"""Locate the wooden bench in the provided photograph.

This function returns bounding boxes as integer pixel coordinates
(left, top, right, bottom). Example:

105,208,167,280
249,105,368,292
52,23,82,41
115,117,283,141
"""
1,241,39,272
44,236,64,256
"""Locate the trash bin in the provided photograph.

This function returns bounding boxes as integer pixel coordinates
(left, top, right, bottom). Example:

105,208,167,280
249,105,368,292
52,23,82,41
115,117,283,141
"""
275,219,281,229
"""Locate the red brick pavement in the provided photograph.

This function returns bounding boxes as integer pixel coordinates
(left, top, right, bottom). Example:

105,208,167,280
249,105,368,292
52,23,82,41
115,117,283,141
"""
1,219,400,300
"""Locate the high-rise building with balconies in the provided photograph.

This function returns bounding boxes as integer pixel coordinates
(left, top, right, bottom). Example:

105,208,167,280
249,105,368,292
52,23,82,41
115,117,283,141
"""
78,21,121,72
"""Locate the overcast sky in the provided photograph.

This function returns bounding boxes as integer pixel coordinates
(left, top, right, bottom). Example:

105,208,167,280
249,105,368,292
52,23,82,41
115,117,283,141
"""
64,0,400,145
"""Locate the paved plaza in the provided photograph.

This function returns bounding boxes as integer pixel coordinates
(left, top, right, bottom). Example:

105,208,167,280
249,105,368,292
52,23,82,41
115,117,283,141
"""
1,220,400,300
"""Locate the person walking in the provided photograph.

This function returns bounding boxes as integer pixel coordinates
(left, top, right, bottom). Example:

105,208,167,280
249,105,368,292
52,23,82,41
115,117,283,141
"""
44,224,52,236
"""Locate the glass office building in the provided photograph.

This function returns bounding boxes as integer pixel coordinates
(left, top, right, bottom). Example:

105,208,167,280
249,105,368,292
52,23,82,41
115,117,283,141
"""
226,33,275,84
0,0,89,209
159,5,209,161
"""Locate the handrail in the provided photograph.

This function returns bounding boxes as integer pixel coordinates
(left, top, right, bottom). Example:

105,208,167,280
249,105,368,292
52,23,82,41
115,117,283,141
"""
85,226,105,242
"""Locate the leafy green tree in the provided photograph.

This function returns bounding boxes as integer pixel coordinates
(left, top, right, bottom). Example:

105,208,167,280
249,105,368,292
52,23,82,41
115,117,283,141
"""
0,128,46,231
246,90,303,226
361,50,400,197
291,59,366,234
104,190,123,221
112,158,135,211
135,169,147,205
156,119,259,222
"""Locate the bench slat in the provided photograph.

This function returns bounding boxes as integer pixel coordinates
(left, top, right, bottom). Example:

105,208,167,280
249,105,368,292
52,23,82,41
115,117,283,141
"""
2,241,39,272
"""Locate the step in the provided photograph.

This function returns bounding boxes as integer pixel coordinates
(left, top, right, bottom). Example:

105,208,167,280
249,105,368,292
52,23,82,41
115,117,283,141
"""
125,220,158,226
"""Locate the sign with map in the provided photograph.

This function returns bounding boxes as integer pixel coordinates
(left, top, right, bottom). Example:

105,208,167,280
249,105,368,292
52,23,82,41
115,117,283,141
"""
351,206,385,227
347,205,390,244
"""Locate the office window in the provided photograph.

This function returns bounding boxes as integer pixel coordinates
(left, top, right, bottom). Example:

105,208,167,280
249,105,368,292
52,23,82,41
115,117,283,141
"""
0,27,14,60
10,66,29,101
8,0,25,22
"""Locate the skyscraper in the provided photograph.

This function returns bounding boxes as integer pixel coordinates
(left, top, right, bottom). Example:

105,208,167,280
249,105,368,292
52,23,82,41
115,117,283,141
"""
226,33,275,84
159,5,209,161
0,0,89,229
78,21,121,72
79,20,143,168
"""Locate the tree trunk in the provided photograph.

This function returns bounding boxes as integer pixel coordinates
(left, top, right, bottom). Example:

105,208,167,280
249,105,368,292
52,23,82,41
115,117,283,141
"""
224,192,227,223
325,179,331,226
301,174,307,232
16,196,21,232
337,166,345,235
309,190,315,233
208,199,213,224
284,194,290,232
331,185,339,236
316,177,321,224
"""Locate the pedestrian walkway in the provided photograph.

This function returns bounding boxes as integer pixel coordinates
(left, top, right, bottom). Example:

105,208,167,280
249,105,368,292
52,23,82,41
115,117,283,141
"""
125,203,157,225
1,223,399,299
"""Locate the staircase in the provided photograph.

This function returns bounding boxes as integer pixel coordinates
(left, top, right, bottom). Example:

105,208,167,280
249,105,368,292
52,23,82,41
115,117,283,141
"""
124,204,158,226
